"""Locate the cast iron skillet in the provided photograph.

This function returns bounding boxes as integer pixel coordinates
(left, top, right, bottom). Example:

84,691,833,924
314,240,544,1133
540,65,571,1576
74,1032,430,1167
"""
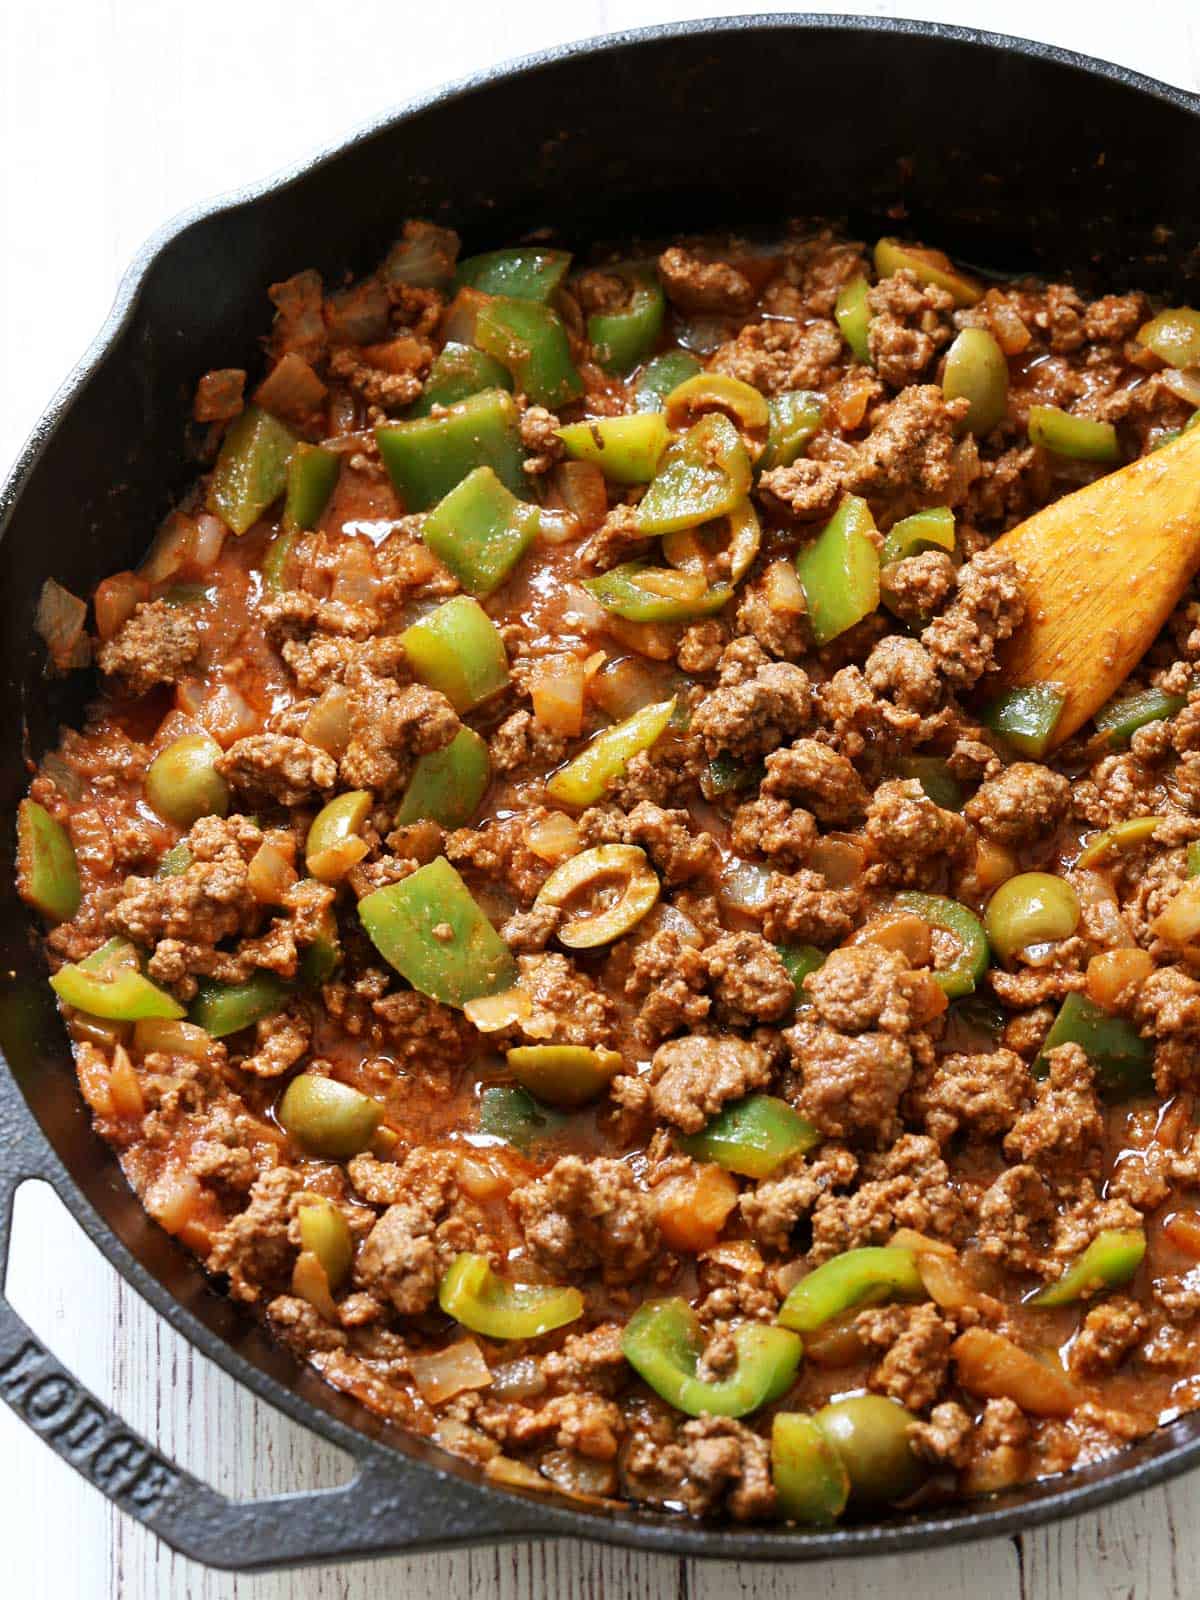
3,13,1200,1572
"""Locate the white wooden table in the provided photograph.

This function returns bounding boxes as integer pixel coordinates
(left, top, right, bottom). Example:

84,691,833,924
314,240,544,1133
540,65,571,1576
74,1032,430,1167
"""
3,1,1199,1593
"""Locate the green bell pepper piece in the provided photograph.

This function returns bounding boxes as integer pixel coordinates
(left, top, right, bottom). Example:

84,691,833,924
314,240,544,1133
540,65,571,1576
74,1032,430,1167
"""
880,506,956,566
834,277,872,363
634,350,703,412
778,1247,924,1333
261,529,296,595
622,1298,803,1419
1137,307,1200,369
421,465,539,596
17,798,81,924
895,891,989,998
680,1094,821,1179
358,856,518,1009
297,904,342,988
894,755,964,811
394,727,490,829
703,754,762,799
438,1251,583,1340
188,972,289,1036
156,841,192,878
545,698,676,806
1094,686,1187,747
475,296,583,410
1033,991,1152,1097
772,1412,851,1525
1030,1228,1146,1308
796,495,881,646
557,414,669,485
759,390,825,471
587,270,665,375
981,683,1066,758
583,561,732,624
1028,404,1121,463
401,595,509,712
777,944,826,1003
377,389,526,510
161,581,217,606
454,247,572,303
479,1084,567,1151
636,414,753,535
206,404,298,535
408,342,514,418
52,938,185,1022
282,443,339,533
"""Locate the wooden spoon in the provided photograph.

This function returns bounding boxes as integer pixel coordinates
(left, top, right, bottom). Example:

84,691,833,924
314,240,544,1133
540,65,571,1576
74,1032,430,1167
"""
992,421,1200,748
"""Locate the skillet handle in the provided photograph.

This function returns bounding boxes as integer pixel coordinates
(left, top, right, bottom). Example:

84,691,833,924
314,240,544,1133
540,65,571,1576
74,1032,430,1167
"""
0,1090,562,1568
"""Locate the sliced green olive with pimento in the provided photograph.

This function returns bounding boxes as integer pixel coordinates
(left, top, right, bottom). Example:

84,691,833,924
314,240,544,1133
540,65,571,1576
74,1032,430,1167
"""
770,1412,851,1525
400,595,510,713
621,1297,803,1419
545,698,676,807
394,727,490,830
51,937,185,1022
306,789,372,883
983,872,1080,964
663,372,770,451
279,1073,382,1158
778,1247,924,1334
1033,991,1152,1098
16,798,81,924
795,495,880,646
1030,1228,1146,1307
506,1044,623,1108
583,561,733,624
661,498,760,586
895,891,988,998
144,733,230,829
635,413,753,535
557,414,670,485
533,843,660,948
438,1251,583,1341
679,1094,821,1179
358,856,517,1009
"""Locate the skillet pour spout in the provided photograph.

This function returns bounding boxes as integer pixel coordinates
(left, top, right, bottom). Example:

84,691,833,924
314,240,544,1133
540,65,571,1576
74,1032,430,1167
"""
2,15,1200,1569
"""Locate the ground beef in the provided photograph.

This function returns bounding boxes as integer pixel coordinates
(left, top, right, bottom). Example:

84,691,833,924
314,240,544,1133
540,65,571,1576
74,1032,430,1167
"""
510,1155,659,1286
657,246,755,315
354,1149,489,1315
96,600,201,697
489,709,570,776
908,1401,974,1468
789,1019,913,1144
762,738,869,822
730,795,817,864
881,550,957,624
964,762,1071,843
678,1416,776,1521
703,932,795,1024
857,1301,956,1411
911,1048,1031,1144
757,459,845,523
623,801,721,883
920,548,1025,689
216,735,338,806
691,660,811,762
647,1035,773,1133
865,778,969,880
1070,1297,1148,1379
1003,1042,1104,1174
340,675,460,795
866,271,955,388
809,1135,963,1260
206,1165,305,1302
803,945,919,1035
759,868,860,945
512,951,617,1048
238,1002,311,1078
845,385,970,507
710,319,844,394
518,405,564,475
740,1143,859,1250
622,927,711,1047
974,1163,1054,1274
577,503,649,573
540,1322,628,1394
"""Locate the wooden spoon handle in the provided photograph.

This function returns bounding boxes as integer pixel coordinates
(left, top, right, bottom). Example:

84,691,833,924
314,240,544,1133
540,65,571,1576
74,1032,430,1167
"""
994,422,1200,747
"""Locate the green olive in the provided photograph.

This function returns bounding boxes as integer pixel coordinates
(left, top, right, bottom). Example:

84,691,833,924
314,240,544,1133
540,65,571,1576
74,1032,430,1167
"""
533,843,660,949
984,871,1080,964
942,327,1008,436
297,1197,353,1288
814,1395,926,1505
306,789,372,882
506,1044,623,1108
144,733,230,828
279,1074,381,1158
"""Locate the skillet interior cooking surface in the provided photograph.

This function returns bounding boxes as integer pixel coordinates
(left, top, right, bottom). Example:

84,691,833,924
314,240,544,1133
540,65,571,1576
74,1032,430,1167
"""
3,14,1200,1570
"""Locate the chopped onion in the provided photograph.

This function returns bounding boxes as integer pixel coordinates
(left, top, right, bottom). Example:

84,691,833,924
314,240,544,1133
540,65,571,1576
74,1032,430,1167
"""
590,655,680,721
199,683,260,747
526,811,581,863
192,513,227,570
384,225,458,291
247,841,299,904
764,558,806,614
676,315,734,355
1160,366,1200,408
42,751,84,802
655,902,702,946
463,986,530,1032
531,657,586,736
1151,877,1200,946
292,1250,338,1321
107,1044,146,1119
140,513,197,583
133,1018,218,1060
440,287,489,347
484,1456,550,1492
809,836,864,887
488,1356,547,1401
719,857,773,912
554,460,607,534
538,1448,619,1503
145,1167,203,1235
94,571,148,640
456,1151,516,1202
302,686,352,758
75,1049,115,1117
410,1338,493,1405
537,507,582,546
36,578,89,671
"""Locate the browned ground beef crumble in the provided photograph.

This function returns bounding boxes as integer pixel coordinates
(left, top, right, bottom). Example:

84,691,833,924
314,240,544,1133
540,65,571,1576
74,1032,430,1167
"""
20,220,1200,1523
